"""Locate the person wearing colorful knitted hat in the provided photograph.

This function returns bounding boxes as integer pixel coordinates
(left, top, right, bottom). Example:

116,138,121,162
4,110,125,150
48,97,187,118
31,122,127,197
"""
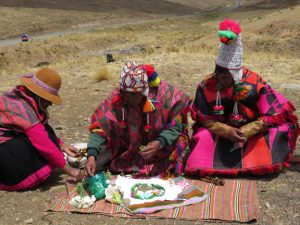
185,19,299,176
85,61,190,177
0,68,84,191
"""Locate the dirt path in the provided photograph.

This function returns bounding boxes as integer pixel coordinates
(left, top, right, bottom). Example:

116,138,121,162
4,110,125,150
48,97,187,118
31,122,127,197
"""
0,2,241,49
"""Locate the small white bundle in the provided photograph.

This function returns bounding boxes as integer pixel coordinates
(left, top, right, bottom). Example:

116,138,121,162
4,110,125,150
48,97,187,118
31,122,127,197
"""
69,195,96,209
64,143,88,168
71,143,88,150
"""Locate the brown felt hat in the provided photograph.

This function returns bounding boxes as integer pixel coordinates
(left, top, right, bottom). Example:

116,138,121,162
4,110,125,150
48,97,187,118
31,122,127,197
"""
20,67,63,105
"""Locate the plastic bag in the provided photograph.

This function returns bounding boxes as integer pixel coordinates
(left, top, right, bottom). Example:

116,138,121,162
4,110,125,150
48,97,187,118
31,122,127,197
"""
86,172,108,200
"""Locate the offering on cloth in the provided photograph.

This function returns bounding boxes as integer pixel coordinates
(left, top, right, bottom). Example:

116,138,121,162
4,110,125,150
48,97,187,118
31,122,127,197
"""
115,175,183,205
131,183,165,200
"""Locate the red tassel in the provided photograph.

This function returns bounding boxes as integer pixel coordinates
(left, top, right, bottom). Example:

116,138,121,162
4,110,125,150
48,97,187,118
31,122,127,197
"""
213,105,224,115
229,114,244,127
118,121,127,128
144,124,152,132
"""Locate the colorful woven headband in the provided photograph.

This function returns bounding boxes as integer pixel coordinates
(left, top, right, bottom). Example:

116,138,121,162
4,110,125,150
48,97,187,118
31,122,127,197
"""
24,74,59,95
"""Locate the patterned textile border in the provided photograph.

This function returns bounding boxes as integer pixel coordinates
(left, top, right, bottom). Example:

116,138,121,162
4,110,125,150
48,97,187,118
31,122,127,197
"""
48,179,259,223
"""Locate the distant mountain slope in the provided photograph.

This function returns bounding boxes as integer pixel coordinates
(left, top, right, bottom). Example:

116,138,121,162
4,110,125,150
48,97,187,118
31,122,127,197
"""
166,0,300,9
189,5,300,58
0,0,200,40
0,0,198,14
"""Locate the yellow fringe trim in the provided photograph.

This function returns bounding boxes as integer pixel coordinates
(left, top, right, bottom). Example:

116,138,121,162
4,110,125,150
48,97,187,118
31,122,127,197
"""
91,128,104,133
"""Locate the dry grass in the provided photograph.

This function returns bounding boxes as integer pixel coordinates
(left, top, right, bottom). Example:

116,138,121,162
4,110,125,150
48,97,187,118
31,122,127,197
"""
182,44,216,55
94,67,111,82
166,45,180,53
1,3,299,87
0,7,113,40
296,63,300,74
93,61,121,83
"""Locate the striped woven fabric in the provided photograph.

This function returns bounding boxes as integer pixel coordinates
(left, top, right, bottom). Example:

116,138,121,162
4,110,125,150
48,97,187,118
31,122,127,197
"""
48,179,259,222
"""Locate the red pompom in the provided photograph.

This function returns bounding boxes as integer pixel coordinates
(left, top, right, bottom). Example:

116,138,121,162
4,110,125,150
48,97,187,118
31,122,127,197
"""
229,114,244,126
220,37,228,43
144,124,152,132
144,64,155,78
118,121,127,128
213,105,224,115
213,105,224,110
219,19,241,35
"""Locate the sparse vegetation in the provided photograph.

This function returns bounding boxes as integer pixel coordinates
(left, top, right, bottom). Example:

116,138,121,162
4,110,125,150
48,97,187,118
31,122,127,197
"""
94,66,111,82
166,45,180,53
297,63,300,74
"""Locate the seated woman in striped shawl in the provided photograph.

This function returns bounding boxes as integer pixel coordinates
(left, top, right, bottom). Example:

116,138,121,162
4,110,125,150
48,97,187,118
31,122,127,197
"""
0,68,84,191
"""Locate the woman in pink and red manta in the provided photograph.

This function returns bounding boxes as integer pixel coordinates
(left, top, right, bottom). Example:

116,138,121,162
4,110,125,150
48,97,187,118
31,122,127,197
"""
185,19,299,176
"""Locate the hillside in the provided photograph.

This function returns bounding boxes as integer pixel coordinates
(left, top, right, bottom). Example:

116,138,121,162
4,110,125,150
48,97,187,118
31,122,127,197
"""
0,0,197,13
1,4,299,73
0,0,198,40
1,0,299,40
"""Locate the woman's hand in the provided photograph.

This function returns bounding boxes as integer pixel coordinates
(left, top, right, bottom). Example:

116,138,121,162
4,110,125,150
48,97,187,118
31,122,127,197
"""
60,143,79,158
139,140,160,160
85,156,96,177
227,127,247,143
63,164,85,182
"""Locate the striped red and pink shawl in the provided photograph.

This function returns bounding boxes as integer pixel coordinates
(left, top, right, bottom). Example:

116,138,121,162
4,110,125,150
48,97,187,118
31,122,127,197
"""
0,85,48,143
90,81,190,175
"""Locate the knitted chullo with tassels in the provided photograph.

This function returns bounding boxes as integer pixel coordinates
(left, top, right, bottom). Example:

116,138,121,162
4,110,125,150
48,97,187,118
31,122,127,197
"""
215,19,250,125
111,62,161,130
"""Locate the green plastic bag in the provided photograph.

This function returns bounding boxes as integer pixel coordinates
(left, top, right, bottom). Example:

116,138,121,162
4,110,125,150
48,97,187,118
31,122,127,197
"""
86,172,108,200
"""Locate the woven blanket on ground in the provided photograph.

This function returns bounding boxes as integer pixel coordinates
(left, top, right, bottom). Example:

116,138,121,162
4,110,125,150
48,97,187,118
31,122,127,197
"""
48,178,259,223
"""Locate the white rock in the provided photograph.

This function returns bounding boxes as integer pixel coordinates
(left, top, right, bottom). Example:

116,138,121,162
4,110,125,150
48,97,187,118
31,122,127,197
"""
265,202,271,209
24,218,33,224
